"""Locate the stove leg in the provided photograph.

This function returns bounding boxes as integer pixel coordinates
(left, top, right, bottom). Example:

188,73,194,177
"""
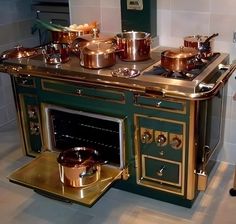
229,165,236,196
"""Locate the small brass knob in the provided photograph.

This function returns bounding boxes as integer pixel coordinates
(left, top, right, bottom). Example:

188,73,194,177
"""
155,134,167,146
170,137,182,149
141,131,152,144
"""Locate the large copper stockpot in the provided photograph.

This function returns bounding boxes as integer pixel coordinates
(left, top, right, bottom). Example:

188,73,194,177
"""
57,147,102,188
116,31,151,61
161,47,198,72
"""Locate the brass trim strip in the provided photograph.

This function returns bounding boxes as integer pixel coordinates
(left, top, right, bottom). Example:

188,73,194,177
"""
186,101,197,200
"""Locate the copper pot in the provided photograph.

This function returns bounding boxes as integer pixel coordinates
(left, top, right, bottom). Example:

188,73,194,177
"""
161,47,198,72
116,31,151,61
42,43,70,64
71,28,115,57
51,30,87,45
57,147,102,188
184,33,219,58
80,41,117,69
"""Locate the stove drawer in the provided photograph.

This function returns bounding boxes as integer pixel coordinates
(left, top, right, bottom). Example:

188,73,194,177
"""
141,155,182,187
41,80,125,103
134,95,186,114
15,76,36,88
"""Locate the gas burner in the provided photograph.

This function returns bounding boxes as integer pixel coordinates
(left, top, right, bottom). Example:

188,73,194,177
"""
144,65,197,80
143,52,220,81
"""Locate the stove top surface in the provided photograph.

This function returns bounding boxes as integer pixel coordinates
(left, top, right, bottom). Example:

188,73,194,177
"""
2,47,230,99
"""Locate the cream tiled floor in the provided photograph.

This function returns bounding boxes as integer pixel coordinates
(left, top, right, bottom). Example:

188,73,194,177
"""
0,123,236,224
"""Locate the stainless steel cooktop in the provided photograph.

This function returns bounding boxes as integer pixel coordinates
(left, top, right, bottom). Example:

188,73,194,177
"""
1,48,231,99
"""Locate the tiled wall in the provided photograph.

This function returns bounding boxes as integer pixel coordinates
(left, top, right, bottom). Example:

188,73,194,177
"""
155,1,236,163
69,0,122,33
0,0,39,128
69,0,236,163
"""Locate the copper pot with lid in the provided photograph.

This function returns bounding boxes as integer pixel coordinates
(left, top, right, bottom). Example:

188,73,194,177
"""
161,47,198,72
80,41,117,69
72,28,115,57
57,147,103,188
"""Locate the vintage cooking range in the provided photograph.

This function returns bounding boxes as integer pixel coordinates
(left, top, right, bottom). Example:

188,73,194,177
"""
1,33,236,208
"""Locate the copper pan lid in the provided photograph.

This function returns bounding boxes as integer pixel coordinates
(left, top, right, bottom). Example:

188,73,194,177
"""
161,47,198,59
0,45,38,60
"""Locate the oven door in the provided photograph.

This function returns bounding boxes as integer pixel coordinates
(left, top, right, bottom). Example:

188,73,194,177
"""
8,104,127,207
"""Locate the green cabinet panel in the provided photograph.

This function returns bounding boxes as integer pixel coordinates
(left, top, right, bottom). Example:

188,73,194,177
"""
41,80,125,103
135,95,186,113
19,94,42,155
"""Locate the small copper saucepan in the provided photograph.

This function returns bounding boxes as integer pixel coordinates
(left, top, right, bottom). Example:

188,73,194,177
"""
57,147,103,188
161,47,198,72
42,43,70,64
184,33,219,58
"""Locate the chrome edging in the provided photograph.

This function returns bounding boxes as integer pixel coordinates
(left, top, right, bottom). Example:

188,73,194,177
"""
145,63,236,100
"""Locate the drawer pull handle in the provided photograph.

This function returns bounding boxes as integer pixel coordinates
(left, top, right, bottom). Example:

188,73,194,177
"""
156,101,162,107
75,89,83,95
157,165,166,177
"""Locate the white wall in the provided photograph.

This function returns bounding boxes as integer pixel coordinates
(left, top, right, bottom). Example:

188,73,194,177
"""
69,0,236,164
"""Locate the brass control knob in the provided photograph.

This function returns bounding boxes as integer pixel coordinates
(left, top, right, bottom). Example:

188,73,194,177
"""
28,108,37,119
30,122,40,135
170,136,182,149
155,134,167,146
141,131,152,144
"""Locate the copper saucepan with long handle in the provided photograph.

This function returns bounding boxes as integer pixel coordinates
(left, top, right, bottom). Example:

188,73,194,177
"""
184,33,219,58
161,47,198,72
